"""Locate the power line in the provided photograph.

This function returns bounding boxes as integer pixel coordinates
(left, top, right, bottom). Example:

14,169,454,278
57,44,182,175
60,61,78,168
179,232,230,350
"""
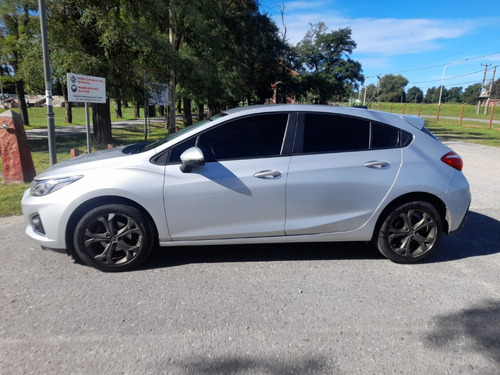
408,65,497,86
409,68,489,84
390,51,500,75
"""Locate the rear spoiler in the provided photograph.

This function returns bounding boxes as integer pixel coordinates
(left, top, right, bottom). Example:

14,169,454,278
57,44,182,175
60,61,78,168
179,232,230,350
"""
400,115,425,130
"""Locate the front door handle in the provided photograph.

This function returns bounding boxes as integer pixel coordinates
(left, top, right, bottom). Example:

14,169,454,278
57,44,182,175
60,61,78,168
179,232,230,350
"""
364,160,390,169
254,170,282,179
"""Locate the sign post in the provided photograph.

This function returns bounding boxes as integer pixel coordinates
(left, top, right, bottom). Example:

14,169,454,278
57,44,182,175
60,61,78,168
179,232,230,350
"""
67,73,106,153
39,0,57,165
145,82,168,140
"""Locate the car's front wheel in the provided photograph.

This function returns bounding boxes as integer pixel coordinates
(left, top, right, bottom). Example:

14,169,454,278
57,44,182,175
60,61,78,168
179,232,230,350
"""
374,201,443,263
73,204,154,272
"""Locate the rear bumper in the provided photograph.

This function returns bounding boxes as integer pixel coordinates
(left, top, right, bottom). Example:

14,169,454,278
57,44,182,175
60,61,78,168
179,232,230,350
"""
445,171,471,234
449,203,470,235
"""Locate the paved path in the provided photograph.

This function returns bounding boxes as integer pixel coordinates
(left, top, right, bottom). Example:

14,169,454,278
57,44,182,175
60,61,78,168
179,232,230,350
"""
25,118,166,140
421,114,500,125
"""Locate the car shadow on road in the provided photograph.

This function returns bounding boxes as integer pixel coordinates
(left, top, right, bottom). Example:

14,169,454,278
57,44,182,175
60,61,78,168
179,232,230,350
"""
142,241,383,270
156,355,330,375
430,210,500,263
142,210,499,270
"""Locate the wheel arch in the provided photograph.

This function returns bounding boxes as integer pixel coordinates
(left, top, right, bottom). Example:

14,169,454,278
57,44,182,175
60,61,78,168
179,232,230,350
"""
373,192,449,241
65,196,159,258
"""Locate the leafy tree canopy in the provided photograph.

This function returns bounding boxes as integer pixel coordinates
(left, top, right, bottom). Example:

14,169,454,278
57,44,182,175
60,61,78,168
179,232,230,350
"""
293,22,363,104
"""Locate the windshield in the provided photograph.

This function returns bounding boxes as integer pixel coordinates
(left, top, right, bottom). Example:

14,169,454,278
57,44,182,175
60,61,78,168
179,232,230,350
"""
122,114,225,154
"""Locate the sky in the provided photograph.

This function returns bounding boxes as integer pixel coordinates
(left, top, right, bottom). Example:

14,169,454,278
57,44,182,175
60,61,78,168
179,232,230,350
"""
258,0,500,95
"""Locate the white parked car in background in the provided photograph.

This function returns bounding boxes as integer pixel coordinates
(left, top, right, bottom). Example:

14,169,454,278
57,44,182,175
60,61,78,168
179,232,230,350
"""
22,105,471,272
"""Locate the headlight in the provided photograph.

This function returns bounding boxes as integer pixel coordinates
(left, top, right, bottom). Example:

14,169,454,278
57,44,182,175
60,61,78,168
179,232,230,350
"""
29,176,83,196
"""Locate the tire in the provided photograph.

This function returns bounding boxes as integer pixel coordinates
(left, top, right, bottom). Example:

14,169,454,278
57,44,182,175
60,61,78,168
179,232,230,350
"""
73,204,154,272
374,201,443,264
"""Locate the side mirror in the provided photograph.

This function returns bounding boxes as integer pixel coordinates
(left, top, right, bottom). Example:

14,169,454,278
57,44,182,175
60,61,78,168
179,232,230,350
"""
179,146,205,173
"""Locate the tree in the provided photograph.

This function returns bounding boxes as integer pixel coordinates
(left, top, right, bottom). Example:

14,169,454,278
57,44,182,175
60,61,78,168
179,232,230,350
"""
407,86,423,103
360,83,378,104
4,0,289,141
446,87,463,103
378,74,408,103
47,0,164,144
463,83,481,104
294,22,363,104
175,0,284,115
424,87,441,103
0,0,38,125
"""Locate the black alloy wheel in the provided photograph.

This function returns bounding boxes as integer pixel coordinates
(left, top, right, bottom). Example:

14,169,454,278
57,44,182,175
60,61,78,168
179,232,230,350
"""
73,204,154,272
375,201,443,263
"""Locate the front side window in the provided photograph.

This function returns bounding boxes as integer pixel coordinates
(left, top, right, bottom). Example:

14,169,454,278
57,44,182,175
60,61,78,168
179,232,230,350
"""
169,113,289,163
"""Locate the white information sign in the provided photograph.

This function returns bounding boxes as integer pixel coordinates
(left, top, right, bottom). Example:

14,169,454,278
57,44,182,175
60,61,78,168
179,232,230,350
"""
148,83,169,105
67,73,106,103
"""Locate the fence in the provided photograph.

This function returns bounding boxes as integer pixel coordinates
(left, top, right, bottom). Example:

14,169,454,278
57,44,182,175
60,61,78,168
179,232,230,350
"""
364,102,499,129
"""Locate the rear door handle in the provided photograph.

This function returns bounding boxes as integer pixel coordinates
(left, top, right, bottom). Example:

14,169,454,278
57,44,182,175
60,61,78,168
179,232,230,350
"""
254,170,282,179
364,160,390,169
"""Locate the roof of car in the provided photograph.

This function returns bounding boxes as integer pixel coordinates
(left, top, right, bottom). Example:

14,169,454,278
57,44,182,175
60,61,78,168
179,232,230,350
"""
222,104,425,130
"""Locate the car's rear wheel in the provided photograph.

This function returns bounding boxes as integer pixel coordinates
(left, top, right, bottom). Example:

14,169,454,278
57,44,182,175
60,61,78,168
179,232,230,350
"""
73,204,154,272
374,201,443,263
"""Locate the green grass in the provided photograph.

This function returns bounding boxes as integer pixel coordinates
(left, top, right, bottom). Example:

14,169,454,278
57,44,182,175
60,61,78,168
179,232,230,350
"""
0,105,141,129
367,102,500,126
0,182,28,217
426,120,500,147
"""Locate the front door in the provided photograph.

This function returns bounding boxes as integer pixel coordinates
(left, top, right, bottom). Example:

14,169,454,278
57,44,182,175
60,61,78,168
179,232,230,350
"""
163,112,294,241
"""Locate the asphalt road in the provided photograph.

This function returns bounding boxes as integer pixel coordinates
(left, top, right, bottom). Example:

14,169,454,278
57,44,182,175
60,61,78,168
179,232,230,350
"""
1,141,499,374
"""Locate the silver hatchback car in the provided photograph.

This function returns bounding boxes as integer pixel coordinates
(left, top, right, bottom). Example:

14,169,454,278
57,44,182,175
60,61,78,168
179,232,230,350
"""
22,105,470,271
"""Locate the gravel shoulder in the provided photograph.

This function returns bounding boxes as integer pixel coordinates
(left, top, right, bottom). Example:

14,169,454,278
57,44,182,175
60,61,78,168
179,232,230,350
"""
443,141,500,210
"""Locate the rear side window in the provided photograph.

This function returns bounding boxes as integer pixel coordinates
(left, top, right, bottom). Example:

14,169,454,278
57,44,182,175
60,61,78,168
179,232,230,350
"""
301,113,411,154
303,114,369,153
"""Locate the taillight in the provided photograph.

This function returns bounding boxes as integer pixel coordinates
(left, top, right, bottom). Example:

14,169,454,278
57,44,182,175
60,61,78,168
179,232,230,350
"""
441,151,463,171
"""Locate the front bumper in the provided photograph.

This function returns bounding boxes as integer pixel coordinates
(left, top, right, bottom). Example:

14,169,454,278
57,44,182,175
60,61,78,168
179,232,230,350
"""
22,189,70,250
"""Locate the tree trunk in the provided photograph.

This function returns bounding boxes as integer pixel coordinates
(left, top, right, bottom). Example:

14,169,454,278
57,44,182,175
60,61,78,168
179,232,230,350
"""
62,82,72,123
167,6,178,134
134,101,141,118
158,105,165,116
115,99,122,119
92,100,113,145
167,79,176,133
183,98,192,126
15,79,29,126
177,98,182,113
197,103,204,121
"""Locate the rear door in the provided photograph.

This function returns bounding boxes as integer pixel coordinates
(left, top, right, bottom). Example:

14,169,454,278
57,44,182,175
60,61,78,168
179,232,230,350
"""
285,112,403,235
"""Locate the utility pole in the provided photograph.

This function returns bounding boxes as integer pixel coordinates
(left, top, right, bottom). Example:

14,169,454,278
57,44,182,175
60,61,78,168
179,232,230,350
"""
477,63,490,114
38,0,57,165
480,64,490,87
484,66,496,115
